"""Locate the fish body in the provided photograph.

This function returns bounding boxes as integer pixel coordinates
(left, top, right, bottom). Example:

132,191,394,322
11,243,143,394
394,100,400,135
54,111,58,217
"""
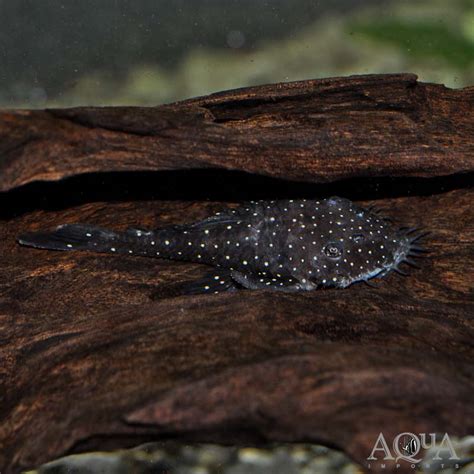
18,197,425,293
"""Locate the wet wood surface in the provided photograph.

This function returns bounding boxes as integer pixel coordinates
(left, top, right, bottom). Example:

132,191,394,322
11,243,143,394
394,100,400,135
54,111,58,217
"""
0,73,473,192
0,74,473,473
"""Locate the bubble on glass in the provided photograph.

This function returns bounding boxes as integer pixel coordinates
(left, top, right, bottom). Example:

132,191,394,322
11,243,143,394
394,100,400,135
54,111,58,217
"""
227,30,246,49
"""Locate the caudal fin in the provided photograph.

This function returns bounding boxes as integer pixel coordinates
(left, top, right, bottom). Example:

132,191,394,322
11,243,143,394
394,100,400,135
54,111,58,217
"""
18,224,119,253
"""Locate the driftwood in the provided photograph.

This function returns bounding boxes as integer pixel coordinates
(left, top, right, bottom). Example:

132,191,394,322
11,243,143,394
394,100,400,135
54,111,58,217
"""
1,73,473,192
0,74,473,473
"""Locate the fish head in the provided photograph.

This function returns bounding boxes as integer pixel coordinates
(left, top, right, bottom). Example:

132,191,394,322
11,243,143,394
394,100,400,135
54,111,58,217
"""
312,198,423,287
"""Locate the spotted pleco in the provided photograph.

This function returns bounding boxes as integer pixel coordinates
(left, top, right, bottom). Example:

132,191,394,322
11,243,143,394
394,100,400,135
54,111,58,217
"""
18,197,427,294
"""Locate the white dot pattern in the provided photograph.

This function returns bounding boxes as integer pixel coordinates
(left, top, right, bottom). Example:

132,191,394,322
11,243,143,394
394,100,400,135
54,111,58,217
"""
46,197,414,294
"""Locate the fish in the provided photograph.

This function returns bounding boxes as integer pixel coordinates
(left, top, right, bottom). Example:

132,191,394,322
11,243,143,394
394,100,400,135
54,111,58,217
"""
17,196,427,294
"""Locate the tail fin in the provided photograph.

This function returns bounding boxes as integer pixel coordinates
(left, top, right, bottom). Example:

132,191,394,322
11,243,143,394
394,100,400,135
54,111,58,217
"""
18,224,120,253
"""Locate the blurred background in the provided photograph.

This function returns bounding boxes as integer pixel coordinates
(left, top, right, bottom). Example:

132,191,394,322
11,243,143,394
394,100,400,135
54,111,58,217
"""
0,0,473,108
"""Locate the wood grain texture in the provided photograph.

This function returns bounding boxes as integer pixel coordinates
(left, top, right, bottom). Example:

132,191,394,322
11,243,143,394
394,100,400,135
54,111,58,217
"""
0,73,473,192
0,74,473,473
0,180,473,473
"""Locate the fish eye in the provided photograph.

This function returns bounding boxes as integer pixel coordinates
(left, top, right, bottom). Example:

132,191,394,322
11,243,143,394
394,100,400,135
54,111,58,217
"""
352,233,365,243
323,242,343,259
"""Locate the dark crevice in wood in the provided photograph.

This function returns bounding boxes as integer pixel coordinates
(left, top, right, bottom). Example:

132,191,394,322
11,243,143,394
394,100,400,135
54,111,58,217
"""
0,169,471,220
